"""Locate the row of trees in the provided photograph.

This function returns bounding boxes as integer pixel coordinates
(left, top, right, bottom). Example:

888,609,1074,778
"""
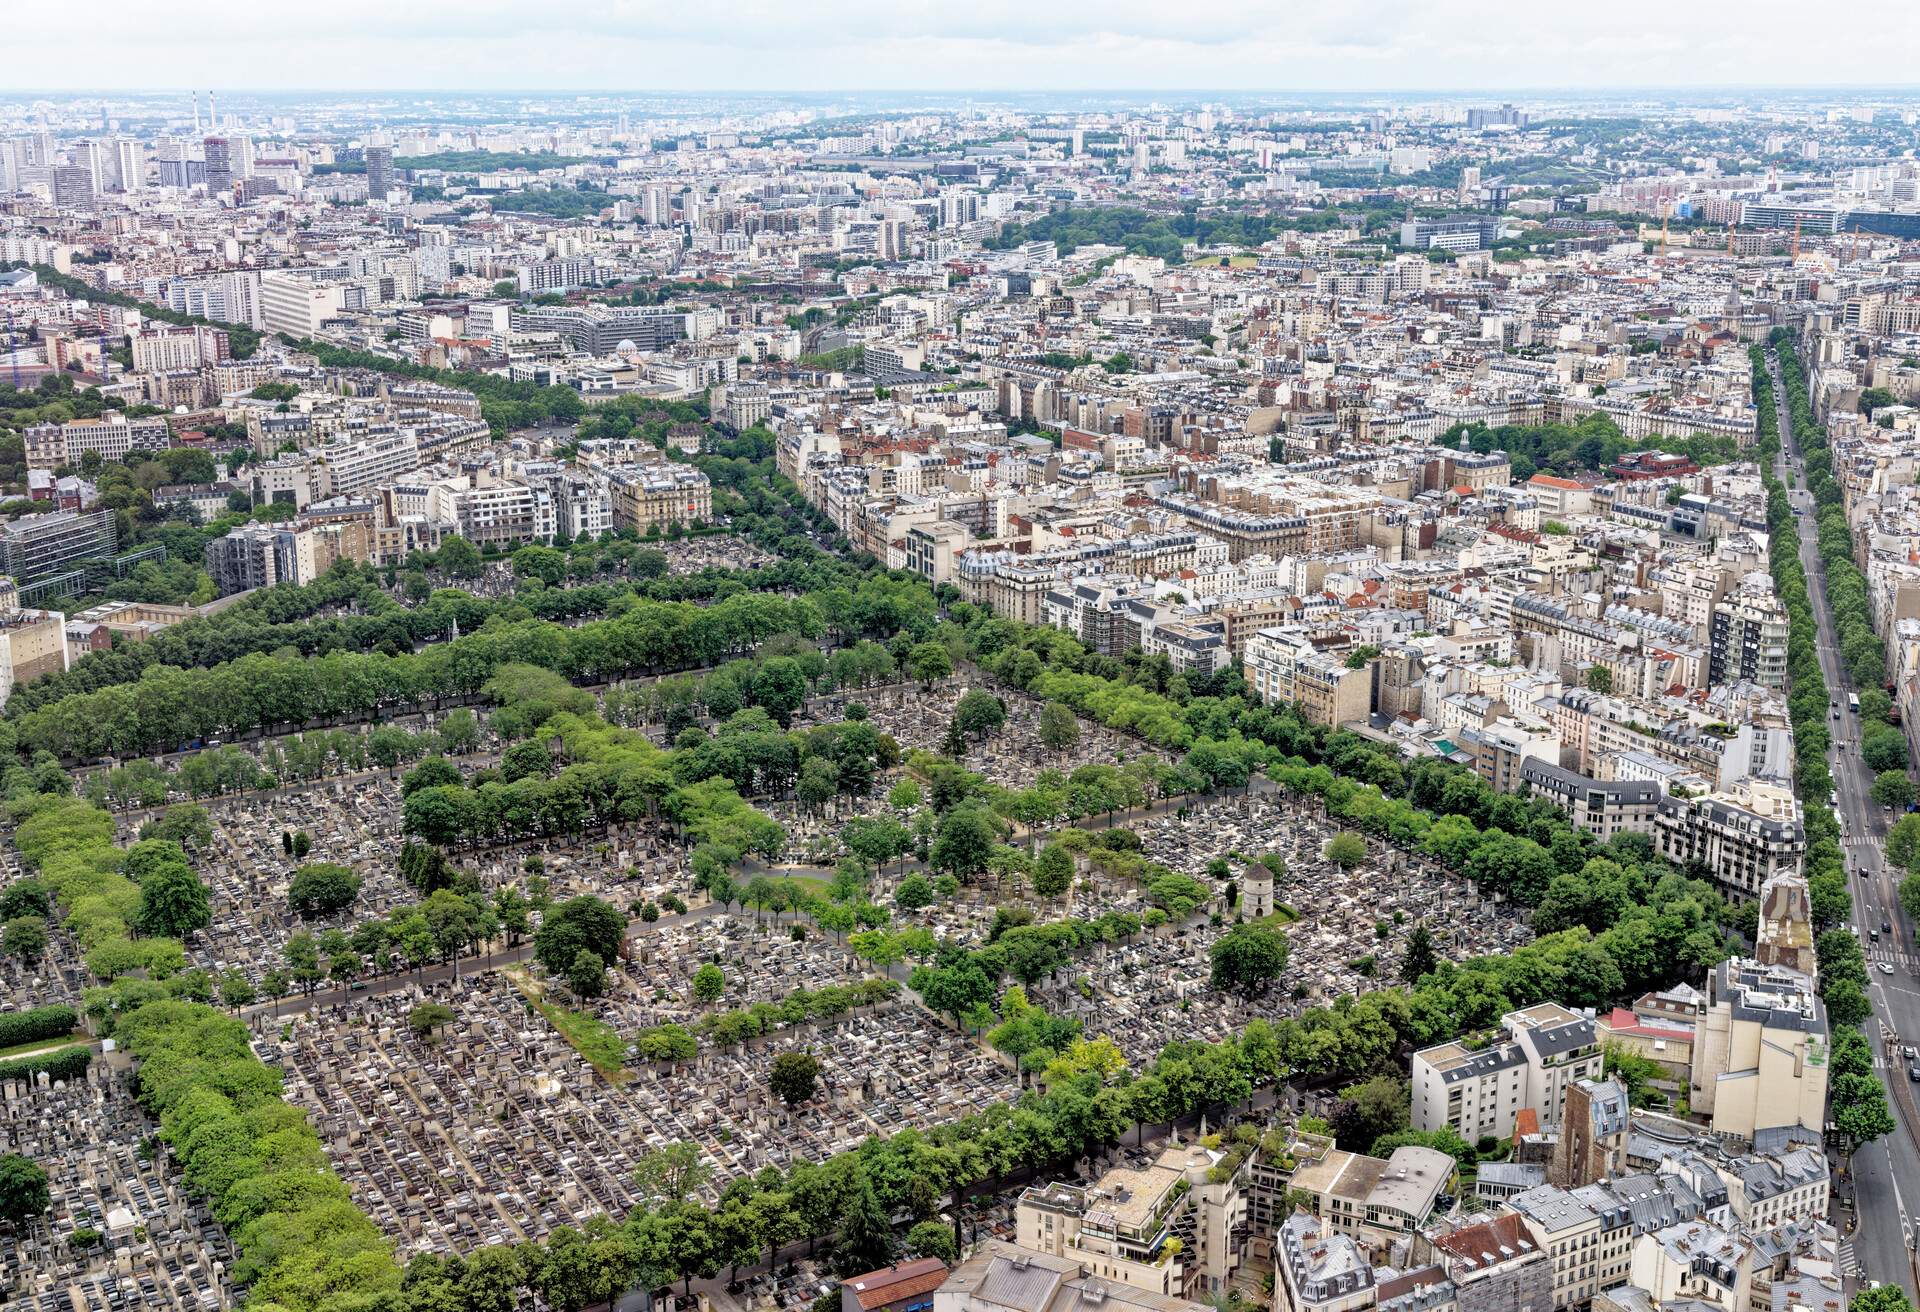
1755,342,1855,934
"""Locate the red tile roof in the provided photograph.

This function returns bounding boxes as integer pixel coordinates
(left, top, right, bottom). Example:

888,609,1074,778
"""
845,1259,951,1311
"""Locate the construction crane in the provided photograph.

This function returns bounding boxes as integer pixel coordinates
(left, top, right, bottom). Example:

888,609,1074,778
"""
1726,226,1736,257
1851,225,1861,263
1660,201,1670,258
1791,215,1801,261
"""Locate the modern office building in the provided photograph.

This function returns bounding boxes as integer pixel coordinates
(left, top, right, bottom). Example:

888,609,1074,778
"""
0,509,117,580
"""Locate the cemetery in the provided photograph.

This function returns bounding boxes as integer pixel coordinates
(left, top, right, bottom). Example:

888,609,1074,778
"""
0,1061,234,1311
269,971,1015,1255
1022,792,1534,1068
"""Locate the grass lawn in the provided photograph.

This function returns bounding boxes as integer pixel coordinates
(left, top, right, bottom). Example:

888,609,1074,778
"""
0,1031,80,1061
507,968,628,1085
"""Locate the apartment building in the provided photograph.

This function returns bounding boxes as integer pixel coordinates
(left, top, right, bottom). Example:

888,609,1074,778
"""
1017,1144,1249,1300
203,524,316,596
0,604,72,709
1689,957,1828,1145
1245,628,1374,728
1504,1187,1602,1312
1652,779,1805,901
601,461,713,533
1274,1215,1376,1312
935,1242,1212,1312
1519,761,1660,842
1411,1004,1602,1142
1706,588,1789,690
1424,1215,1552,1312
259,271,345,338
23,414,170,469
434,475,558,547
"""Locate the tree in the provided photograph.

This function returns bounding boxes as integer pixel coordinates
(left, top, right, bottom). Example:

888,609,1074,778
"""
1324,833,1367,870
288,863,362,918
459,1244,526,1312
438,535,483,578
1032,844,1074,899
635,1141,712,1205
894,874,935,911
568,948,608,998
0,879,49,922
888,779,922,813
218,969,256,1011
495,887,531,945
1871,770,1916,810
1370,1127,1473,1165
913,958,995,1028
1208,923,1291,998
1851,1286,1915,1312
1037,702,1081,756
409,1002,456,1038
930,804,997,883
1602,1041,1663,1107
402,756,463,796
2,915,47,962
1832,1071,1897,1146
907,642,952,690
1402,923,1439,982
1586,666,1613,694
770,1050,821,1107
135,861,212,939
693,962,726,1004
906,1219,957,1264
952,689,1007,741
834,1171,896,1275
1332,1076,1410,1148
1824,978,1873,1030
534,896,626,976
0,1154,49,1227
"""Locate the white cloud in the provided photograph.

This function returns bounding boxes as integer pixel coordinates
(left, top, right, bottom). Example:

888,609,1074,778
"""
6,0,1920,91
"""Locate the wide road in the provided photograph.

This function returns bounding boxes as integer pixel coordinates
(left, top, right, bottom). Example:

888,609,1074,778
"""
1769,347,1920,1298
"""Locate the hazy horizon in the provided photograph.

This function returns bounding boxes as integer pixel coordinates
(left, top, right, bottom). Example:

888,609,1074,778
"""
8,0,1920,96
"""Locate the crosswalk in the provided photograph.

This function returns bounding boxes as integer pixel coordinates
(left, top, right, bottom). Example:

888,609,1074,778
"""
1837,1241,1859,1278
1867,949,1920,972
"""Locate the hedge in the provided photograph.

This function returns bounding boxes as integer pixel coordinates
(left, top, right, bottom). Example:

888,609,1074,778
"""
0,1003,79,1049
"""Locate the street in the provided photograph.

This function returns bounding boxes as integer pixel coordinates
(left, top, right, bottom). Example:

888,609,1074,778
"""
1769,348,1920,1299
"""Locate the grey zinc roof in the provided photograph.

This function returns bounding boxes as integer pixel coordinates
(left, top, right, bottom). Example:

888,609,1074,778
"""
976,1257,1066,1312
1525,1018,1597,1058
1437,1044,1527,1084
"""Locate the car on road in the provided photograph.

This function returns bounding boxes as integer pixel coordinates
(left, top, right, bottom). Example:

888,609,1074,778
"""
1880,962,1896,975
1911,1066,1920,1082
1883,918,1894,933
1903,1044,1917,1060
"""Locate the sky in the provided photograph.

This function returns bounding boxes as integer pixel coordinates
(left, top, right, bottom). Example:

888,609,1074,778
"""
9,0,1920,94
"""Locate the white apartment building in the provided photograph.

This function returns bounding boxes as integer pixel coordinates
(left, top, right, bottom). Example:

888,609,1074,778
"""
1411,1004,1602,1142
259,271,345,338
